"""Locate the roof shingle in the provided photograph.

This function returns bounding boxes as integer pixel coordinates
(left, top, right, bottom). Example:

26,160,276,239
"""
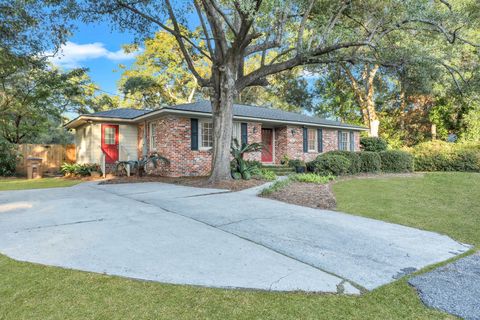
163,101,364,130
89,108,150,119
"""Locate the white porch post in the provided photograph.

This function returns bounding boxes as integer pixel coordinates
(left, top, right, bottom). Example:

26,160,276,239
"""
142,121,148,157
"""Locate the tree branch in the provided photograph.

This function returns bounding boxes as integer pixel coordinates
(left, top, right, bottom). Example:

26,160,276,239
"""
115,0,212,59
209,0,238,36
164,0,210,86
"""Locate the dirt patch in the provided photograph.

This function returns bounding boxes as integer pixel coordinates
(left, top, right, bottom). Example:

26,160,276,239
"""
262,181,337,210
99,175,267,191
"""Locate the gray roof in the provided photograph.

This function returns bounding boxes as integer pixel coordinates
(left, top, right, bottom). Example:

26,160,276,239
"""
162,101,365,130
75,102,364,130
88,108,151,119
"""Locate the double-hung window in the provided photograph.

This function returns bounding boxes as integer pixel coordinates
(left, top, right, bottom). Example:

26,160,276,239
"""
149,122,157,151
307,129,317,152
339,131,349,151
200,121,214,149
199,121,242,150
232,122,241,145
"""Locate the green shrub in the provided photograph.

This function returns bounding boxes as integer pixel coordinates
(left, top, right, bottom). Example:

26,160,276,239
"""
61,163,100,177
410,141,480,172
312,153,351,176
325,151,361,174
360,137,388,152
260,179,291,196
258,169,277,181
379,150,414,172
288,159,305,168
290,173,335,184
452,150,480,172
0,141,20,176
357,151,382,173
230,140,263,180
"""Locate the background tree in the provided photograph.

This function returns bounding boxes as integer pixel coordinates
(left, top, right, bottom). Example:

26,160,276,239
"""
76,0,480,180
0,55,91,144
118,31,210,108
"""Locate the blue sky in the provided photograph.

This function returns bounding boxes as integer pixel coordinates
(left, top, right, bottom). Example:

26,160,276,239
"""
50,21,138,94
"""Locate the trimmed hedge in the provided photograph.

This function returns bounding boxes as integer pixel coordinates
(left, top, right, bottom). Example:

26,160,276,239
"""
325,151,361,174
379,150,414,172
357,151,381,173
410,141,480,172
312,153,351,176
360,137,388,152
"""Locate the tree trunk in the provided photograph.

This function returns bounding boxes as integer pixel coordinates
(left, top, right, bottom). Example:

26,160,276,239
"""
366,98,380,137
208,63,235,183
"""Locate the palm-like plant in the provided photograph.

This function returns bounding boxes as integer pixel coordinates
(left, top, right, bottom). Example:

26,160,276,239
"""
230,138,263,180
116,153,170,177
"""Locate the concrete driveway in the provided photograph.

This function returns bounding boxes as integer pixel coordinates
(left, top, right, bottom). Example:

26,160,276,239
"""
0,181,470,294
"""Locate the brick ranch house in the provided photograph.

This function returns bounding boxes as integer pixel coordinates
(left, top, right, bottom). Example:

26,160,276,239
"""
65,101,366,176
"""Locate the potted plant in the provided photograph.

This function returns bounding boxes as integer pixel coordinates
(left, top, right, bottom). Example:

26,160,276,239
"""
288,159,306,173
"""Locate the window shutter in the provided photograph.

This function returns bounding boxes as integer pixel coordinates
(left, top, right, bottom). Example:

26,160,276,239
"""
317,128,323,153
191,118,198,150
338,131,342,150
350,131,355,151
241,123,248,145
303,127,308,152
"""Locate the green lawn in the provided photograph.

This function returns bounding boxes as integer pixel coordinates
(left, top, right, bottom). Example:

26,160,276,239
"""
1,172,478,319
0,178,80,191
334,172,480,247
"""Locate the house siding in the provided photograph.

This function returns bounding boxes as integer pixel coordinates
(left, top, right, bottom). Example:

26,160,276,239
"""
118,124,138,161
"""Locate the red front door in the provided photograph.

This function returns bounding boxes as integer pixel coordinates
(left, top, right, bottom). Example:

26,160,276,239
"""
101,124,119,163
261,128,273,163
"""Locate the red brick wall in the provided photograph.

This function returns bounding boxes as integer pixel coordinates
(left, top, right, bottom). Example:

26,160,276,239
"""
274,127,288,164
143,116,262,177
272,126,360,164
243,122,262,162
136,115,361,176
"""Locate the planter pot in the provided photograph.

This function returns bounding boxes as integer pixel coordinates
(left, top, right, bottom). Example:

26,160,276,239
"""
295,166,306,173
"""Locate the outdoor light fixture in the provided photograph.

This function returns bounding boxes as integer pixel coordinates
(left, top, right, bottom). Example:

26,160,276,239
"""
253,127,257,134
291,129,296,136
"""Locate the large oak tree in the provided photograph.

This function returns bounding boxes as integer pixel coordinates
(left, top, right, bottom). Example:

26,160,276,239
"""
78,0,475,181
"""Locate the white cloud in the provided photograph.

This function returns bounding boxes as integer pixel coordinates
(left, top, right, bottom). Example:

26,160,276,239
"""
48,41,140,68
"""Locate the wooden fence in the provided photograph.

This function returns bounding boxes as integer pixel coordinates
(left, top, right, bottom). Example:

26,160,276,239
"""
16,144,76,175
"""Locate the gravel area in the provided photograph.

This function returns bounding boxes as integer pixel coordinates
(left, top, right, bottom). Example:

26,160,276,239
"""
263,181,336,210
408,252,480,320
99,176,267,191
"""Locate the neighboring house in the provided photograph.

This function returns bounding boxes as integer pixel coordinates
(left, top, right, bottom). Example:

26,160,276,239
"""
65,101,366,176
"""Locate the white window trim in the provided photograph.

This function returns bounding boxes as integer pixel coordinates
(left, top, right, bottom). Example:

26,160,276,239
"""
149,122,157,151
339,131,350,151
232,122,241,145
199,120,213,150
307,128,317,152
198,120,242,150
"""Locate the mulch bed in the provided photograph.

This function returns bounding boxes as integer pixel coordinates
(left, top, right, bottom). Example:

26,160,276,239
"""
99,175,267,191
263,181,337,210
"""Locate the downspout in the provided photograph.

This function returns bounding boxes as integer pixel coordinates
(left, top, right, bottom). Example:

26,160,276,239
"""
142,120,148,157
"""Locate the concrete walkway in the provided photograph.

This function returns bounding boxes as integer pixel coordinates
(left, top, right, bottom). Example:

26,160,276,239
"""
0,181,470,293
